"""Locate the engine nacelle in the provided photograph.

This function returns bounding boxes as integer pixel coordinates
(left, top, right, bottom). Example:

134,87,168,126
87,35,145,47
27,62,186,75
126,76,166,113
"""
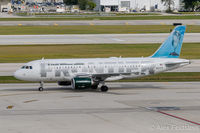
72,77,93,89
58,81,71,86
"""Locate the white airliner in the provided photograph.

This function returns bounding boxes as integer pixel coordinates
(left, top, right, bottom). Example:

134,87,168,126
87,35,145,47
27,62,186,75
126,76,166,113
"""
14,26,190,92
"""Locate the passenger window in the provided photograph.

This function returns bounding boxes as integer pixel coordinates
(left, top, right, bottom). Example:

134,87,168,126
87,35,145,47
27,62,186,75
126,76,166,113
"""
30,66,33,69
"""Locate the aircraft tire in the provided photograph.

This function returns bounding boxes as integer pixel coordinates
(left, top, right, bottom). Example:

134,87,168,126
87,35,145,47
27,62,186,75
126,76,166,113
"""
38,87,44,91
101,86,108,92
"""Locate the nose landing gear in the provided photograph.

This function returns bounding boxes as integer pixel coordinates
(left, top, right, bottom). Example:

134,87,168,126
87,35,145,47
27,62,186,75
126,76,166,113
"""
38,81,44,91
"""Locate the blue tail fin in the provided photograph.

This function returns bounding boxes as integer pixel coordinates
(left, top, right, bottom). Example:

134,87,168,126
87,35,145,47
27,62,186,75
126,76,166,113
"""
151,25,186,58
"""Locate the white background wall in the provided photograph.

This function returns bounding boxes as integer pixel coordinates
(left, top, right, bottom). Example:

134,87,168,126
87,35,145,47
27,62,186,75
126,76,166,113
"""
131,0,180,11
98,0,181,11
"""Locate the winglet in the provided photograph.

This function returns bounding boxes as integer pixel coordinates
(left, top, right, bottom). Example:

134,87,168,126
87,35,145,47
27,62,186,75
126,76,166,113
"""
151,25,186,58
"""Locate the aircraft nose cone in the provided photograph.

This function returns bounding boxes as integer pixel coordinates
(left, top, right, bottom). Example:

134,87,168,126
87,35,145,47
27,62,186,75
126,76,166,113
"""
14,70,23,80
14,70,19,79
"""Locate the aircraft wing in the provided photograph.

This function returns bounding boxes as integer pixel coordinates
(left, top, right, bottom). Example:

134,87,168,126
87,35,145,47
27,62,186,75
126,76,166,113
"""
74,73,122,81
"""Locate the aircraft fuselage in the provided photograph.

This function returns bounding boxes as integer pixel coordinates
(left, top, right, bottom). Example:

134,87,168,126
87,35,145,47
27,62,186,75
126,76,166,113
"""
14,57,190,82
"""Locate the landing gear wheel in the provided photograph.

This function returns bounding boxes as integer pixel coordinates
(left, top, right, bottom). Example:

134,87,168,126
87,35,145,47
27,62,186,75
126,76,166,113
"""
91,85,98,90
38,81,44,91
38,87,44,91
101,86,108,92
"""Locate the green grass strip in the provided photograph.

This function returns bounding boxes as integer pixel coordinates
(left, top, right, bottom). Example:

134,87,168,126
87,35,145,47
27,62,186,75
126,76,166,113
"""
1,15,200,21
120,72,200,82
0,43,199,63
0,25,200,35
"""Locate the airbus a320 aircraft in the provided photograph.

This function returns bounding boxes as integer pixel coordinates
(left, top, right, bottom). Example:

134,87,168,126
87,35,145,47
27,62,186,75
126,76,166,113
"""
14,26,190,92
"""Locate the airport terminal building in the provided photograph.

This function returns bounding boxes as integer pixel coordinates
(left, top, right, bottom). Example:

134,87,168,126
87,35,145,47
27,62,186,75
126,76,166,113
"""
93,0,184,12
1,0,184,13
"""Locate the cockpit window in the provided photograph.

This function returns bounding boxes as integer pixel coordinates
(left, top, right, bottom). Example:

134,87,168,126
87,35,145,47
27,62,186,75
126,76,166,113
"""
21,66,33,69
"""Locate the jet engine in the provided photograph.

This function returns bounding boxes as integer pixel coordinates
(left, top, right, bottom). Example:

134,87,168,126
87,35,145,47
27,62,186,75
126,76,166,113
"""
72,77,93,89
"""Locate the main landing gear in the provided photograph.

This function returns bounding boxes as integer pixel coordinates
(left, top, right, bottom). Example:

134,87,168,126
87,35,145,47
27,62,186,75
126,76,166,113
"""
99,81,109,92
91,83,109,92
38,81,44,91
91,84,98,90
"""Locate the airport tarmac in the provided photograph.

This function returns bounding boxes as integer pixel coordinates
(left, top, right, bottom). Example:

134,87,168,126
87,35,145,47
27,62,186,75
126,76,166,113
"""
0,33,200,45
0,59,199,76
0,20,200,26
0,82,200,133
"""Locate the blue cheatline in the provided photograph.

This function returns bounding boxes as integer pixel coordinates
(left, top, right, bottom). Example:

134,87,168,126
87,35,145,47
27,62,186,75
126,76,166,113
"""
151,25,186,58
